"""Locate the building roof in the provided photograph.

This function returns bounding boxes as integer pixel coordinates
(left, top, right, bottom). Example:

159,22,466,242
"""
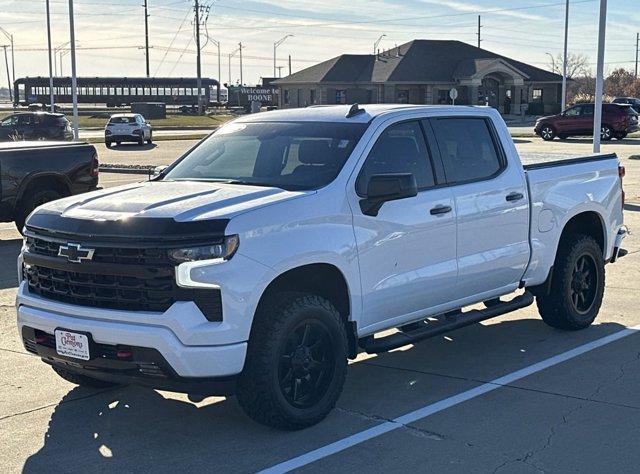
274,40,562,85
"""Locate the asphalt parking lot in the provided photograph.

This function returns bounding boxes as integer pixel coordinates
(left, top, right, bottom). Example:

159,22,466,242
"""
1,136,640,473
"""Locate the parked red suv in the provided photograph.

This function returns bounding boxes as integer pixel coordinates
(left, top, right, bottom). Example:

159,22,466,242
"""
534,103,638,141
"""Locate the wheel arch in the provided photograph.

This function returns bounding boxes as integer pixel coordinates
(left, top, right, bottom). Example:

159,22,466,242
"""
558,210,606,255
16,172,72,208
254,262,357,358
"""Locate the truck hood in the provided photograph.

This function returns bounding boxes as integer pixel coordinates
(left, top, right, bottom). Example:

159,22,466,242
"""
30,180,309,224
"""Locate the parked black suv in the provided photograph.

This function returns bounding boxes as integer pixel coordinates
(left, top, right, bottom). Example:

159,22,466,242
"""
613,97,640,113
0,112,73,142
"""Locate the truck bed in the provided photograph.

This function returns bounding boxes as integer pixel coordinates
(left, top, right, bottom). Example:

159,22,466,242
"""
521,152,618,170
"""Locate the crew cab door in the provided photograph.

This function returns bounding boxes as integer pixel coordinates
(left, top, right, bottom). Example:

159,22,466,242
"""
426,116,530,298
350,119,458,332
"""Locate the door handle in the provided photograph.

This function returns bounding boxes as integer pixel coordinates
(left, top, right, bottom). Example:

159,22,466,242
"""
430,205,452,215
506,192,524,202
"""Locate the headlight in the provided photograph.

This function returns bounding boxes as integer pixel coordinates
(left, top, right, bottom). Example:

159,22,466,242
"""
168,235,239,263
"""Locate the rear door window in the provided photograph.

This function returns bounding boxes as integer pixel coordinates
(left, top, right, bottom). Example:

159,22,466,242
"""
429,117,504,184
356,121,435,196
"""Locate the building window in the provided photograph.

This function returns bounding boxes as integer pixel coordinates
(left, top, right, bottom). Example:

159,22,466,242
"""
284,89,290,105
532,88,543,102
437,89,448,104
336,89,346,104
310,89,317,105
396,89,408,103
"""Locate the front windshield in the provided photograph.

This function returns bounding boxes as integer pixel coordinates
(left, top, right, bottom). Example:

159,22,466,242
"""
162,121,368,190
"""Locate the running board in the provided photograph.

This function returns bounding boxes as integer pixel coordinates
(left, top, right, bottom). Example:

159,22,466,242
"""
361,292,535,354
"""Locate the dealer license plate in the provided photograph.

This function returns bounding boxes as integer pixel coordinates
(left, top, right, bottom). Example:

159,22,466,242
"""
55,330,90,360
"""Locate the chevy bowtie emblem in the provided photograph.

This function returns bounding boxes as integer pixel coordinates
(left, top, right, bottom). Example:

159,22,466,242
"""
58,243,95,263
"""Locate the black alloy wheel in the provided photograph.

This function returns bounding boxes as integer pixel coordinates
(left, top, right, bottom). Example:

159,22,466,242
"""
570,253,598,314
278,319,335,409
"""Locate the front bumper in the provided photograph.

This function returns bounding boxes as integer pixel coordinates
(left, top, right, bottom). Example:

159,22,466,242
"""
16,282,247,379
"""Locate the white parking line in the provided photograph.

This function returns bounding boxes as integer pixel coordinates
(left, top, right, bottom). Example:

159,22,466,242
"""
261,325,640,473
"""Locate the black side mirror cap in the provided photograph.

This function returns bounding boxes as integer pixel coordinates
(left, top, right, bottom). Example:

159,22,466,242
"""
359,173,418,217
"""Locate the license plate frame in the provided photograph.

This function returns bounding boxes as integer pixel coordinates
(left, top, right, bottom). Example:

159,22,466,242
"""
54,329,91,361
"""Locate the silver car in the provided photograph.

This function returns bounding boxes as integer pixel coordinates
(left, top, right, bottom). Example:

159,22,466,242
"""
105,113,152,147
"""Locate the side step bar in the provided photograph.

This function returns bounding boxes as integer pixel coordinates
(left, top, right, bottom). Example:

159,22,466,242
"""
361,291,535,354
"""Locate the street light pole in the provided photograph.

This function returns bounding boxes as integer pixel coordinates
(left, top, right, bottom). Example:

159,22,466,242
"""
592,0,607,154
2,46,11,103
239,42,243,85
68,0,79,140
0,27,14,97
374,34,386,56
561,0,569,111
273,35,292,77
210,38,221,102
46,0,55,111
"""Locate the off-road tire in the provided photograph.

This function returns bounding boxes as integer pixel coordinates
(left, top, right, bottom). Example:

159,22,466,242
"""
536,234,605,330
237,292,348,430
52,365,120,388
14,188,62,233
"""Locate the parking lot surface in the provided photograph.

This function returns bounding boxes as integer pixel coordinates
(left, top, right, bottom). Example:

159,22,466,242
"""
1,137,640,473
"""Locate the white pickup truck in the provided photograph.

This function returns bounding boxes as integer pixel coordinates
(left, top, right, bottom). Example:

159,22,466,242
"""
16,104,626,430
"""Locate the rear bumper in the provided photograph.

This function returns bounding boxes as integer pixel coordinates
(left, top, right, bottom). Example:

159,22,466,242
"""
610,226,628,263
105,134,141,142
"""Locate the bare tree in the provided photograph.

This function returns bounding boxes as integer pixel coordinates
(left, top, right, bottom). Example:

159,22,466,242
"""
547,52,591,79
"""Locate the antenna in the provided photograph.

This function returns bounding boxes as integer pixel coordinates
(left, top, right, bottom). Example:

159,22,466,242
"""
346,103,366,118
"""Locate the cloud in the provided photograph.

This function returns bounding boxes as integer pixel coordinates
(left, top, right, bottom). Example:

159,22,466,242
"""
417,0,548,21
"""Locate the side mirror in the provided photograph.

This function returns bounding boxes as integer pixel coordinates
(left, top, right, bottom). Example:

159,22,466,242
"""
359,173,418,217
150,165,168,180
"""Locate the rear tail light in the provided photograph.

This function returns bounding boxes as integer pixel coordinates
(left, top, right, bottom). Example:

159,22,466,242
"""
619,164,625,211
91,153,99,178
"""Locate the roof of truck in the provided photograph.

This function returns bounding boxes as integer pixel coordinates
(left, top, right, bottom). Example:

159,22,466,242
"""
236,104,494,124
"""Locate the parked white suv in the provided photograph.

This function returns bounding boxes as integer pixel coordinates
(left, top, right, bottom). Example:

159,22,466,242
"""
105,113,152,147
17,104,626,429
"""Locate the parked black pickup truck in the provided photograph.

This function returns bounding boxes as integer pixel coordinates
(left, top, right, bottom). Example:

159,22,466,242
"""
0,141,99,231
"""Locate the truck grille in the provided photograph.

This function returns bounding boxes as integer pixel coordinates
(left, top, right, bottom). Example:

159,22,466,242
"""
23,236,223,321
26,236,177,266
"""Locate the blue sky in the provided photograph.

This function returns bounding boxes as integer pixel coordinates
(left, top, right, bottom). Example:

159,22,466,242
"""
0,0,637,86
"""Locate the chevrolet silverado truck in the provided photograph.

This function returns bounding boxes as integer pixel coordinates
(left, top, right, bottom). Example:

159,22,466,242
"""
0,141,99,231
16,105,626,430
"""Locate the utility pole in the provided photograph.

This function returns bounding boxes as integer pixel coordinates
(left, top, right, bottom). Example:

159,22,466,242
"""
229,44,240,86
288,54,292,76
2,46,11,103
635,32,639,78
46,0,55,111
592,0,607,154
276,66,283,78
68,0,79,140
561,0,569,111
477,15,482,48
239,42,243,85
143,0,150,77
194,0,203,114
